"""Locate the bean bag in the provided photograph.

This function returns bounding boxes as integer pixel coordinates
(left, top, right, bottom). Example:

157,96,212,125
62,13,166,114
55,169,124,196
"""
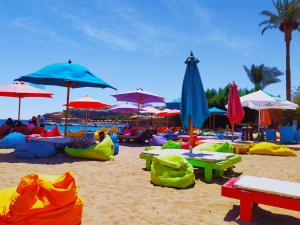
65,135,114,161
109,133,119,155
107,127,118,134
15,141,57,159
250,142,296,156
44,126,62,137
280,125,296,144
149,135,167,146
66,130,85,138
145,146,162,151
0,132,25,149
151,154,195,189
161,139,182,149
193,142,219,151
0,171,83,225
193,142,233,153
266,129,276,141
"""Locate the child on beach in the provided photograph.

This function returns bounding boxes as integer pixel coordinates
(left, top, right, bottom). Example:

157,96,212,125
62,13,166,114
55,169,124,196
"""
73,131,106,149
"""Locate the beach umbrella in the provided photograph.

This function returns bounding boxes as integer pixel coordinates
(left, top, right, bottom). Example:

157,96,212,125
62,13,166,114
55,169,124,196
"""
155,109,180,127
0,82,53,120
140,106,161,114
109,104,141,124
64,95,110,127
180,52,209,152
15,60,116,135
209,107,226,130
112,88,164,125
166,98,181,110
227,82,245,141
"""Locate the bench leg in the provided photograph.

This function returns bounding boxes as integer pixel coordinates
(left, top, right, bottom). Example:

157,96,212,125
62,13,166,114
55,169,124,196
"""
215,169,224,177
240,199,253,222
204,167,213,183
146,159,152,171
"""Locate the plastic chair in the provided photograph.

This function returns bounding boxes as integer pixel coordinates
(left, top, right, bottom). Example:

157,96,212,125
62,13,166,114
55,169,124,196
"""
265,129,276,142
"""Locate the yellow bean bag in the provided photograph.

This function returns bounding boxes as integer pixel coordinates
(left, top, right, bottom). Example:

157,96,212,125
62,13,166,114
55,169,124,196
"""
250,142,297,156
0,171,83,225
107,127,118,134
66,130,85,138
65,135,114,161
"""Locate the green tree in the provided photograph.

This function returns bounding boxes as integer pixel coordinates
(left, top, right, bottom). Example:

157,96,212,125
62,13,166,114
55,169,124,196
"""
260,0,300,100
243,64,283,91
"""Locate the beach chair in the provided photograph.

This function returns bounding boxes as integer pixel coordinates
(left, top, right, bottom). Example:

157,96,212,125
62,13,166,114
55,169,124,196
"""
222,176,300,222
140,149,241,182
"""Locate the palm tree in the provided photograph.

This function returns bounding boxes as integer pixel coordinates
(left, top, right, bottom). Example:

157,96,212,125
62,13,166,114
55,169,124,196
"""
260,0,300,100
243,64,283,91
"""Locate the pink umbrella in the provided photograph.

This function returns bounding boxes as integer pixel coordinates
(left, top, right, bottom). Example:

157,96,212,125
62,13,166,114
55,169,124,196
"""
64,96,110,126
0,82,53,120
227,82,245,141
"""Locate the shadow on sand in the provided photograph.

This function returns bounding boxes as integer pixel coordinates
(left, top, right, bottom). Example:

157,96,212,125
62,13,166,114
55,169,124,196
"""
224,204,300,225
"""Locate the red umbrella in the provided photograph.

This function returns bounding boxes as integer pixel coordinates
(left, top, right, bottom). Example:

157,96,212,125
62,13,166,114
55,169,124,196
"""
0,82,53,120
64,96,110,126
227,82,245,141
155,109,180,127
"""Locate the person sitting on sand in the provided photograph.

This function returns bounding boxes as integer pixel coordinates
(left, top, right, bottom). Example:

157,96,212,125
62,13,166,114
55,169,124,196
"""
0,118,14,138
73,131,106,149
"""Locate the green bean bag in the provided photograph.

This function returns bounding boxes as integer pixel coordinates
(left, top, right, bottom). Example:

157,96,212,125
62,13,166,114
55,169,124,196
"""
250,142,296,157
193,142,233,153
151,154,195,189
65,136,114,161
161,139,182,149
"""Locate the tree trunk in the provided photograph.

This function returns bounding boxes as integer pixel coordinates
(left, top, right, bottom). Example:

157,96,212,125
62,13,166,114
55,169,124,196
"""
285,31,292,101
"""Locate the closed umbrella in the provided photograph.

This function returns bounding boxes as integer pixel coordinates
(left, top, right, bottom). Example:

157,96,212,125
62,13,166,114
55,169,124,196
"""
0,82,53,120
227,82,245,141
64,95,110,127
180,52,209,152
259,109,271,127
15,60,116,134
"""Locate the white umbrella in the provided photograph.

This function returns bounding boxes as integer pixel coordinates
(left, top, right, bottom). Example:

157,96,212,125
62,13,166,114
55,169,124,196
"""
140,106,161,114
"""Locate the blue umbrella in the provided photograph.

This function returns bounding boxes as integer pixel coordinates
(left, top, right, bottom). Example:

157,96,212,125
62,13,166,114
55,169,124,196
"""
180,52,209,152
166,98,181,110
16,60,116,134
209,107,226,115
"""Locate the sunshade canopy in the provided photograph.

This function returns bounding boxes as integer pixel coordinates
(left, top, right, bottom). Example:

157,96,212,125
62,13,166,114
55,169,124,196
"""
240,90,298,110
155,109,180,117
109,104,141,113
65,96,110,109
166,98,181,110
209,107,226,115
140,106,161,114
15,62,116,89
0,82,53,98
112,88,164,104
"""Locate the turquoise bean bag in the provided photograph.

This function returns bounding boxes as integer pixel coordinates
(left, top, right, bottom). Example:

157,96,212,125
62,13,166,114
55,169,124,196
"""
15,141,56,159
109,133,119,155
65,136,114,161
0,132,25,149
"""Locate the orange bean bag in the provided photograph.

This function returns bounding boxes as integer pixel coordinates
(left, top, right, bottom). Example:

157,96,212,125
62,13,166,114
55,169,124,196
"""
0,171,83,225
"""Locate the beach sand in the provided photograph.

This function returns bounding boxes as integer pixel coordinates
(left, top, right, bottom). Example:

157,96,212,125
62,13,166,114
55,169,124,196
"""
0,146,300,225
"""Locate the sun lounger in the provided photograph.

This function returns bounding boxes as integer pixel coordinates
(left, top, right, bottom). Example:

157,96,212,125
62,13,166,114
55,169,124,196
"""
139,149,241,182
221,176,300,222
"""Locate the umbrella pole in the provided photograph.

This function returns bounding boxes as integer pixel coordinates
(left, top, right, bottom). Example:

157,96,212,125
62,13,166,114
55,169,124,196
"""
213,113,216,130
231,123,234,142
18,97,21,120
189,117,193,153
258,109,261,138
64,84,71,136
86,110,88,129
209,115,211,129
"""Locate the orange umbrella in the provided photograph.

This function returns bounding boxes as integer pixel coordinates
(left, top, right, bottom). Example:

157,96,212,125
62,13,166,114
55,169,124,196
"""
259,109,271,127
64,96,110,126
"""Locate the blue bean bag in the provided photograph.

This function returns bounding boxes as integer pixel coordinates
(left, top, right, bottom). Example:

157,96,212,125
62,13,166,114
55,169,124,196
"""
0,132,26,149
15,141,57,159
109,133,119,155
149,135,167,146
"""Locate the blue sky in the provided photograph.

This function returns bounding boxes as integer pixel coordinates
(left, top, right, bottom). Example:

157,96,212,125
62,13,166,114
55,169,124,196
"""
0,0,300,119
